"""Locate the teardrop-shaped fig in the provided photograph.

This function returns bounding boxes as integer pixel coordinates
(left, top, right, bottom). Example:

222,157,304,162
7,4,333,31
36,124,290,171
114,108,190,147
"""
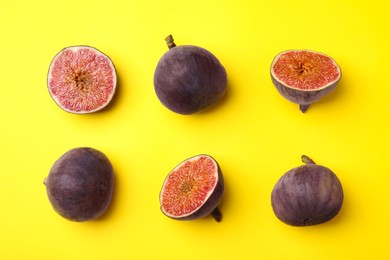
159,154,224,222
270,50,341,112
47,46,117,114
44,147,114,222
271,155,343,226
154,35,227,115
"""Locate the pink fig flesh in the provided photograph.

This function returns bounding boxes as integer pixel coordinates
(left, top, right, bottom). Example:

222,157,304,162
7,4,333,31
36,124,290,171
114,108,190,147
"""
47,46,117,114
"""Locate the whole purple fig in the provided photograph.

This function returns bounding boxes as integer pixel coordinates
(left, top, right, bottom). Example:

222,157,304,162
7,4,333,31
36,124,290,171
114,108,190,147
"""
271,155,343,226
44,147,114,222
154,35,227,115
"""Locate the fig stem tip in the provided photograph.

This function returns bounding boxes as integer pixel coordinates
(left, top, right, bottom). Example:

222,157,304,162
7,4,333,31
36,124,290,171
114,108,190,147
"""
299,104,310,113
211,207,222,222
302,155,316,165
165,35,176,49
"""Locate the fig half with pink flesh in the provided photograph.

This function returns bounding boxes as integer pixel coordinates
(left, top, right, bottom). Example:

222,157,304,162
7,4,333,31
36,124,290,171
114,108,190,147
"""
159,154,224,222
271,50,341,112
47,46,117,114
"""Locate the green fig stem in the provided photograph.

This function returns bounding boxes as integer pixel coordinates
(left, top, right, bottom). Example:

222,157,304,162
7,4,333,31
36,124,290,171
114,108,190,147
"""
302,155,316,165
165,35,176,49
211,207,222,222
299,104,310,113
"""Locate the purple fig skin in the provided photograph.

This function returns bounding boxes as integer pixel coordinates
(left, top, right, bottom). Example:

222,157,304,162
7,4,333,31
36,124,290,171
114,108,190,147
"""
160,154,224,222
154,36,227,115
271,155,343,226
270,50,341,113
271,77,338,113
44,147,114,222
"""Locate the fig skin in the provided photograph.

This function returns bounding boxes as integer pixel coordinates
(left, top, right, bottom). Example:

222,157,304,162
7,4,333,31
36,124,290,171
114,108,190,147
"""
271,155,343,226
44,147,114,222
271,76,338,113
270,49,341,113
154,35,227,115
160,154,224,222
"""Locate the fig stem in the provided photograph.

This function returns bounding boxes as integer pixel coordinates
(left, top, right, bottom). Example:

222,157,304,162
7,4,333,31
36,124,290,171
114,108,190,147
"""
211,207,222,222
302,155,316,165
165,35,176,49
299,104,310,113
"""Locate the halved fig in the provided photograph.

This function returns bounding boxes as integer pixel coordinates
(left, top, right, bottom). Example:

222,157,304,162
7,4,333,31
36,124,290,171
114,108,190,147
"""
271,155,343,226
47,46,117,114
270,50,341,112
159,154,224,222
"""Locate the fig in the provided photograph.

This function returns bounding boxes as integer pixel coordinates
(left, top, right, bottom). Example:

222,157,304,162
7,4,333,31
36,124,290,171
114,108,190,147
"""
270,50,341,113
271,155,343,226
44,147,114,222
159,154,224,222
154,35,227,115
47,46,117,114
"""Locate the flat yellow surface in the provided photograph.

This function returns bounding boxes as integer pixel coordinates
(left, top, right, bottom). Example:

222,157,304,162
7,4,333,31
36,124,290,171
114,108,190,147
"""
1,1,389,259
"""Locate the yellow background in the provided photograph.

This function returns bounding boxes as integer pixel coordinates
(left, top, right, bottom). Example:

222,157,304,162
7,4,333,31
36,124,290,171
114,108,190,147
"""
1,0,389,259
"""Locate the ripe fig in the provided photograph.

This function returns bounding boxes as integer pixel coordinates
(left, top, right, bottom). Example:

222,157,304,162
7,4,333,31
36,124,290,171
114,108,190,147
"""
271,155,343,226
154,35,227,115
270,50,341,113
47,46,117,114
159,154,224,222
44,147,114,222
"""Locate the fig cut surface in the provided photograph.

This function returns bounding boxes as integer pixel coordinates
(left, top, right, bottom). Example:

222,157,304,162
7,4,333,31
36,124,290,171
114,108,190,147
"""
47,46,117,114
159,154,224,222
